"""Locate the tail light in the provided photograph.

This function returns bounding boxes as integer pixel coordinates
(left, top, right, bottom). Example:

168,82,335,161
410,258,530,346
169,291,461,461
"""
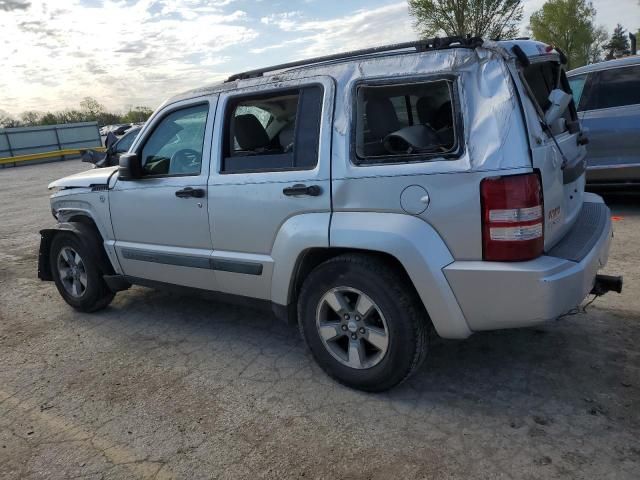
481,173,544,261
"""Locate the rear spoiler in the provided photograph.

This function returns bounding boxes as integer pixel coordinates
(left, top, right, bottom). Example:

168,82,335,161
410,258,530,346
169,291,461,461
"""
511,45,567,68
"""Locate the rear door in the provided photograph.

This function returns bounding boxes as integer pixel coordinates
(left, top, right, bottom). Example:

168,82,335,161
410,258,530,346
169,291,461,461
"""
207,77,334,300
518,58,587,248
574,64,640,183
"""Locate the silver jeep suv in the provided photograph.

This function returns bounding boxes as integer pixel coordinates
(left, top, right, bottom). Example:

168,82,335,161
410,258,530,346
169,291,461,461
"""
39,38,619,391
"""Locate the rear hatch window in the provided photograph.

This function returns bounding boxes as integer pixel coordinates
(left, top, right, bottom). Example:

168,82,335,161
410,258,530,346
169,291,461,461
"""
520,59,586,250
522,61,578,133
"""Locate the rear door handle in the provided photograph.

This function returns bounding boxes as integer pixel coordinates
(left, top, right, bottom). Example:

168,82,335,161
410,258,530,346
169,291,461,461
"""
282,184,322,197
175,187,205,198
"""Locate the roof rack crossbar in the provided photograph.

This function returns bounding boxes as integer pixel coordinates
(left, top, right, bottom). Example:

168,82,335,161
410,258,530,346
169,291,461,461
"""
226,36,483,82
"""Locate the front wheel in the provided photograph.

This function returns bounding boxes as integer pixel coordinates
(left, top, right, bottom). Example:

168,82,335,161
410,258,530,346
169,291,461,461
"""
50,233,114,312
298,254,429,392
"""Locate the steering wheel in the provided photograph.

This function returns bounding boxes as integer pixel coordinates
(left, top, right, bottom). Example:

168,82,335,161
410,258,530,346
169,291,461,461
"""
170,149,201,174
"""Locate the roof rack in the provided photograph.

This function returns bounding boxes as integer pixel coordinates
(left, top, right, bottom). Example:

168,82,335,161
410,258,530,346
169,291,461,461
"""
226,36,483,82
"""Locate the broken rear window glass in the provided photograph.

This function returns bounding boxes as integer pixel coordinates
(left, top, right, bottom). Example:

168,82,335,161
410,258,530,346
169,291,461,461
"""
355,80,459,164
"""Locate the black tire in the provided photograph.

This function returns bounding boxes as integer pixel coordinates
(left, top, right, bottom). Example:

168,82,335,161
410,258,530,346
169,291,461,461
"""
298,253,429,392
49,232,114,312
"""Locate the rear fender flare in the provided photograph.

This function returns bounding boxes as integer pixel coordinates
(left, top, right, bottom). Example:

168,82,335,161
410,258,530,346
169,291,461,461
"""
270,212,331,306
329,212,472,339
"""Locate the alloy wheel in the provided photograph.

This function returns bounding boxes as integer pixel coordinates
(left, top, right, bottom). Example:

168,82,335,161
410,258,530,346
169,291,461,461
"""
56,246,88,298
315,287,390,369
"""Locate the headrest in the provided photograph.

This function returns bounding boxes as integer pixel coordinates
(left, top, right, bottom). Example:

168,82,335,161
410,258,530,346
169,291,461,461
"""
278,122,296,149
366,97,400,138
416,97,436,125
433,101,453,130
234,114,270,151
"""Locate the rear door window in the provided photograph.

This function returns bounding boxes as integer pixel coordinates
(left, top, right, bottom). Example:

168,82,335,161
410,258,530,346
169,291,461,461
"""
582,65,640,111
222,86,323,173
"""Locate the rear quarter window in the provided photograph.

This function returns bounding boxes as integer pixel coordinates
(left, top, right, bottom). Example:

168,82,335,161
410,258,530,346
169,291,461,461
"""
353,78,462,165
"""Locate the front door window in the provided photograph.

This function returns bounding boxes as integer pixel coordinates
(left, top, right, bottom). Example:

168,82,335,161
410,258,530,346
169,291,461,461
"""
140,104,209,176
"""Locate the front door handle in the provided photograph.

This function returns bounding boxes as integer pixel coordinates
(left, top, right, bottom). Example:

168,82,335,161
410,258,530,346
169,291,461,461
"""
175,187,205,198
282,184,322,197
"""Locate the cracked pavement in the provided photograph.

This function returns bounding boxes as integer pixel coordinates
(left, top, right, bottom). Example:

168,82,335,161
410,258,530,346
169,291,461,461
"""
1,160,639,479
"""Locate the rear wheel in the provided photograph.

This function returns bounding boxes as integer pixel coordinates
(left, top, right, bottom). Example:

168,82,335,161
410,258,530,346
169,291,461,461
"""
50,233,114,312
298,254,429,392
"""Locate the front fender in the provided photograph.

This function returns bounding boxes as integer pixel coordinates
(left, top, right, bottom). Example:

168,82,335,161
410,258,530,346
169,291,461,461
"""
38,222,116,282
51,193,114,241
330,212,472,339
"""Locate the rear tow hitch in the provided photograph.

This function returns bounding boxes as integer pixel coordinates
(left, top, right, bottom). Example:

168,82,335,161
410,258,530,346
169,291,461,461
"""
591,274,623,296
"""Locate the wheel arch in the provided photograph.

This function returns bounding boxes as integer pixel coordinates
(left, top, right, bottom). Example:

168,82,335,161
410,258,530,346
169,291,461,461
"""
38,221,116,282
274,212,473,339
288,247,416,308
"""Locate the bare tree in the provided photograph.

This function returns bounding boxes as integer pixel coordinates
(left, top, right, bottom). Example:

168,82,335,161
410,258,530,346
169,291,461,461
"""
79,97,105,120
20,110,43,126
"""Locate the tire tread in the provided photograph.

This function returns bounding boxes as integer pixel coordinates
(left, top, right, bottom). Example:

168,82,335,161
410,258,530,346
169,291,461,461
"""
298,253,429,391
50,232,114,313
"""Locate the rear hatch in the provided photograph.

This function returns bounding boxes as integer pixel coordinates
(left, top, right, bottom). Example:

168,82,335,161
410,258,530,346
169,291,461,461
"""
516,53,588,250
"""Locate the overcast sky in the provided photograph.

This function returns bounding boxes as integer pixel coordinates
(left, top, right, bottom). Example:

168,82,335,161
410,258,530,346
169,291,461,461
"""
1,0,638,116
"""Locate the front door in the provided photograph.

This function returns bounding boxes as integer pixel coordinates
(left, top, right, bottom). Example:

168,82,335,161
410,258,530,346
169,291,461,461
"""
110,98,218,290
208,77,334,300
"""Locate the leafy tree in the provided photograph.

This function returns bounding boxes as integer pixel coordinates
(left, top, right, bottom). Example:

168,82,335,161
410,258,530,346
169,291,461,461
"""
586,26,609,64
408,0,524,40
122,106,154,124
39,112,60,126
605,24,630,59
529,0,605,69
96,112,122,127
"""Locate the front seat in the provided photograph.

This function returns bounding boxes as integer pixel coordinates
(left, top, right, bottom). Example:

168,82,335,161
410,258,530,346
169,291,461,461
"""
433,101,453,131
365,98,401,155
233,114,270,152
433,101,454,147
416,97,437,126
278,121,296,152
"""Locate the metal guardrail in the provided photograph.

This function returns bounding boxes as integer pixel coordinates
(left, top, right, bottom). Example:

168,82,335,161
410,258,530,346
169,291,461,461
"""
0,147,105,166
0,121,102,168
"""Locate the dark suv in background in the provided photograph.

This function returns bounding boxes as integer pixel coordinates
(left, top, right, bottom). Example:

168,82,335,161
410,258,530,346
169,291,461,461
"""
568,56,640,187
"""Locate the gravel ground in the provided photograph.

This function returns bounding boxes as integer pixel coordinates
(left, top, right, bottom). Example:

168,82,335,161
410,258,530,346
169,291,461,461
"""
1,160,639,480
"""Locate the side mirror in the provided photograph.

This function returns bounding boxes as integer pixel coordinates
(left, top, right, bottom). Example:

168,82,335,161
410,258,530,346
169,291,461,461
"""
544,89,572,126
118,153,143,181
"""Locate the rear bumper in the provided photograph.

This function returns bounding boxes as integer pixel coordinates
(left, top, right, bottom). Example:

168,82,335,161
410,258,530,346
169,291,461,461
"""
444,197,612,332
